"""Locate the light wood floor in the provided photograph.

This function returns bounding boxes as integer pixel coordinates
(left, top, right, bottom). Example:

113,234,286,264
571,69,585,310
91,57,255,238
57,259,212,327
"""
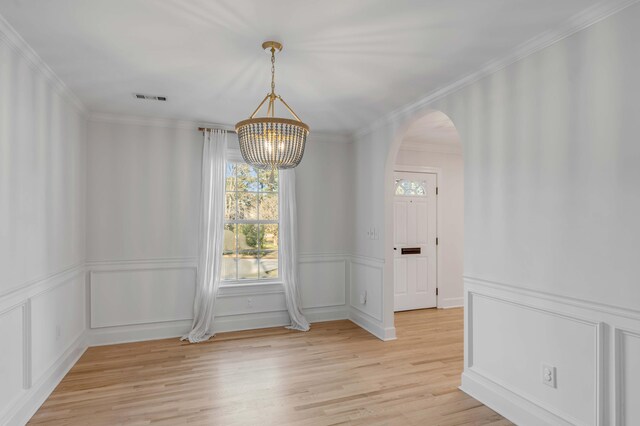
30,308,510,425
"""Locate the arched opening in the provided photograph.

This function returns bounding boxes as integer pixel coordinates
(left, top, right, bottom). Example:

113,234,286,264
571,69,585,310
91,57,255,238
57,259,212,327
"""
383,109,463,334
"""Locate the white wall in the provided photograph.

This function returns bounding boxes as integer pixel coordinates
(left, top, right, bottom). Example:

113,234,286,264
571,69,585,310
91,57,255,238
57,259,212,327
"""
0,19,87,425
395,149,464,308
86,117,354,343
353,2,640,424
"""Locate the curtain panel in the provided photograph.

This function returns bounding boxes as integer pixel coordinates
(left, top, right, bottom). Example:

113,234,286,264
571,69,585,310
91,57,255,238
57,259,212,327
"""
182,129,227,343
279,169,310,331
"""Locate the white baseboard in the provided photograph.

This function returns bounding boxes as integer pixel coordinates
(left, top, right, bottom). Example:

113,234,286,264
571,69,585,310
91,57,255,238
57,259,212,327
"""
439,296,464,309
87,319,193,346
460,369,575,426
2,332,87,426
87,307,350,346
349,308,396,341
304,305,348,323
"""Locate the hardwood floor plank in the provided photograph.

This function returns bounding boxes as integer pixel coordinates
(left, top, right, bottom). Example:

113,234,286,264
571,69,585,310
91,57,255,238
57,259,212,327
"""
29,308,510,425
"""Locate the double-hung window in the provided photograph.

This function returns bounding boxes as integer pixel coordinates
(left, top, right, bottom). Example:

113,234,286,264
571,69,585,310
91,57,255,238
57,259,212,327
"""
222,160,279,283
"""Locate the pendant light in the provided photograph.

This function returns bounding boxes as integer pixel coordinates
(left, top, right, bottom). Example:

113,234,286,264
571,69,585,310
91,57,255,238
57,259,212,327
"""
235,41,309,170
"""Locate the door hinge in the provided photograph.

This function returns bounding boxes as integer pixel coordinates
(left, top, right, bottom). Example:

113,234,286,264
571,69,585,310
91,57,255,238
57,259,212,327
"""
436,187,439,195
436,288,439,296
436,237,439,246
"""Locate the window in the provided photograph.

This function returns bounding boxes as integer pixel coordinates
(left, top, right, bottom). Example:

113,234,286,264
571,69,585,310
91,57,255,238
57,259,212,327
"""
394,179,426,196
222,161,279,283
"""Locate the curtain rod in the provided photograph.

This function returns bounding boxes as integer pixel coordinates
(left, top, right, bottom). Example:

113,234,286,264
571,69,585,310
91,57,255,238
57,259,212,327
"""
198,127,236,133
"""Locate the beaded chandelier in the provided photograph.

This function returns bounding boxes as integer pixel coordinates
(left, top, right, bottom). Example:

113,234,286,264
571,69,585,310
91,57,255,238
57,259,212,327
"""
235,41,309,170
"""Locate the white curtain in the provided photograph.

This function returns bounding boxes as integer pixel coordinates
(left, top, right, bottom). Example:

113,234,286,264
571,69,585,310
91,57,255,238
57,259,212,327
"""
279,169,310,331
182,129,227,343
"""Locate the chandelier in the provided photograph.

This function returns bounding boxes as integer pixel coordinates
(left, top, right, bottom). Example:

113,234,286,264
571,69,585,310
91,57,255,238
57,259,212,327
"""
235,41,309,170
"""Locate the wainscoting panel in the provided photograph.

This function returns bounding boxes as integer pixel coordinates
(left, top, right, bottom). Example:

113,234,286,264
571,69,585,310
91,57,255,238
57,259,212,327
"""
0,266,87,426
299,256,346,309
90,266,196,328
0,305,26,421
469,292,600,425
350,257,384,322
462,276,640,426
616,328,640,425
215,290,287,317
31,276,85,384
86,254,352,344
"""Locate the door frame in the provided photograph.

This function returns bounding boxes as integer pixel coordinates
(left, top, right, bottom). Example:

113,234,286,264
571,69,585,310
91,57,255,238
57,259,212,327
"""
393,165,443,309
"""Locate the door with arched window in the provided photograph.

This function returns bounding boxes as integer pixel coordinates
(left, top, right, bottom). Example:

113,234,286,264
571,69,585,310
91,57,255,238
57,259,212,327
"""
393,171,438,311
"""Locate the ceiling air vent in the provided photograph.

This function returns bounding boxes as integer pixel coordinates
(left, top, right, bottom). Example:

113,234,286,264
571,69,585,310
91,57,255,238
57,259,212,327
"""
134,94,167,101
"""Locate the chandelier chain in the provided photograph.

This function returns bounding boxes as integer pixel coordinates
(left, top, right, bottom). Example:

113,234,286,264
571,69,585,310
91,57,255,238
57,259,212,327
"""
270,48,276,96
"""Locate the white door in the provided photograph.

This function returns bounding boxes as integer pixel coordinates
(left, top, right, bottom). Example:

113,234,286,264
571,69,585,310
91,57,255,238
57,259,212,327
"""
393,171,437,311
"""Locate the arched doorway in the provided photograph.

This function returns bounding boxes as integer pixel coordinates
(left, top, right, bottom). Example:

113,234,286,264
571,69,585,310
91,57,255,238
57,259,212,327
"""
383,109,463,331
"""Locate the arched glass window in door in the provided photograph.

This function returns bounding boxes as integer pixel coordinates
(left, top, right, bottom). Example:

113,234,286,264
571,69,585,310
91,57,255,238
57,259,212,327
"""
395,179,426,196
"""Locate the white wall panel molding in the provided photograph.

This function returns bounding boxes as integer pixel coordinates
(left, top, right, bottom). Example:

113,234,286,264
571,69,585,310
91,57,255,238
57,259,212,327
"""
90,267,196,328
0,302,28,422
466,291,604,425
0,13,87,114
0,264,85,313
348,255,394,340
614,327,640,425
349,256,384,321
1,332,87,426
463,277,640,425
465,276,640,322
21,299,32,390
300,254,347,310
356,0,640,139
86,254,352,344
348,255,385,268
0,266,86,421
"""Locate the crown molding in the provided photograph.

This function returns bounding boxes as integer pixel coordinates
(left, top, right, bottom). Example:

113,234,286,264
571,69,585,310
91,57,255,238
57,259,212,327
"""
89,112,235,132
355,0,640,139
90,112,353,143
0,12,87,115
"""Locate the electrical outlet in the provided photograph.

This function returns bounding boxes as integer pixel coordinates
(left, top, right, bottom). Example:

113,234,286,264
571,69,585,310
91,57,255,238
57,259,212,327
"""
247,298,253,308
542,364,556,388
359,291,367,305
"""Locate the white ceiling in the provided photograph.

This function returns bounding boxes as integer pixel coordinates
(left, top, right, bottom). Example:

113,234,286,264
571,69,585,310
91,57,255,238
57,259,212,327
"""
1,0,605,132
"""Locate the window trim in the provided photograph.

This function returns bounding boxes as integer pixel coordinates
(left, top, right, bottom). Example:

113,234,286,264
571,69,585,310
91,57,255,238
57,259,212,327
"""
221,148,281,286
